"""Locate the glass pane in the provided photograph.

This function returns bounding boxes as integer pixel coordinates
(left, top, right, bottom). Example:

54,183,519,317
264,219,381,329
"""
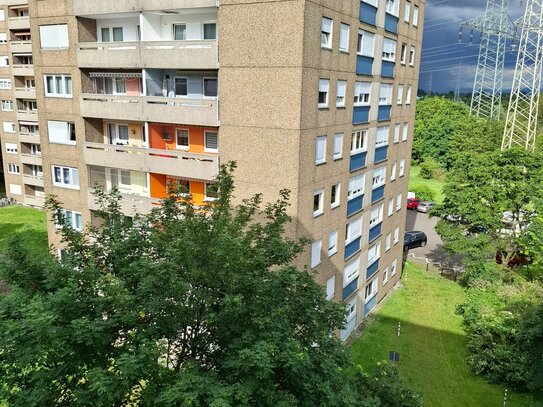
206,183,218,198
101,28,110,42
74,213,82,230
174,78,187,96
63,168,70,184
203,79,217,97
46,76,55,93
115,78,126,94
112,27,123,42
176,129,188,146
119,125,129,141
104,78,113,94
54,167,61,183
64,76,72,95
203,23,216,40
55,76,62,94
205,132,218,150
174,24,186,40
121,170,131,185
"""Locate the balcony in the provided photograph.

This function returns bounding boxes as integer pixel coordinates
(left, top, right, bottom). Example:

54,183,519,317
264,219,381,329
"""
12,64,34,76
79,94,219,126
20,154,42,166
10,41,32,53
24,195,45,207
73,0,218,16
84,142,219,182
77,40,218,70
8,16,30,30
19,132,40,144
17,110,38,122
87,189,159,215
23,174,44,188
14,87,36,99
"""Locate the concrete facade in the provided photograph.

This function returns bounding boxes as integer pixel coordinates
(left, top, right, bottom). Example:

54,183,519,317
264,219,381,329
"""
2,0,424,339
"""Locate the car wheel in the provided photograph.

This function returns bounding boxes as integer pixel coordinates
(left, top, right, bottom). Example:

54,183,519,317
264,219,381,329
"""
421,240,427,247
403,245,409,252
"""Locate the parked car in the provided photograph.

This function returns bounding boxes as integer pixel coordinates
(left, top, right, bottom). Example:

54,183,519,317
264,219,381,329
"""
403,231,428,252
417,201,436,213
407,198,421,210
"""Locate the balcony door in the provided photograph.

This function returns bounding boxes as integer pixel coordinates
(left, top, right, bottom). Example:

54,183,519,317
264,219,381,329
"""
107,123,129,145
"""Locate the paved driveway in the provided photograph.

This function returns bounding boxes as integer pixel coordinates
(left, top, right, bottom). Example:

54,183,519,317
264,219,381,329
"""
404,209,463,272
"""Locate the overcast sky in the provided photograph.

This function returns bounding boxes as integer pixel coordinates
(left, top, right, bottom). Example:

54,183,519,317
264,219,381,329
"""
420,0,525,93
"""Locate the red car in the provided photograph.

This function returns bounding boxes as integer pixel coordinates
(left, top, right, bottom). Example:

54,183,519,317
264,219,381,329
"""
407,198,421,210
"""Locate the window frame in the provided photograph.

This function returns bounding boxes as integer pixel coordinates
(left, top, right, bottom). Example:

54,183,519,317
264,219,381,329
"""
313,189,324,217
318,78,330,108
311,239,322,268
336,80,347,107
204,131,218,153
339,23,350,52
328,230,338,257
316,135,327,164
330,182,341,209
52,165,80,190
333,133,343,160
176,128,190,150
44,74,73,98
321,17,333,49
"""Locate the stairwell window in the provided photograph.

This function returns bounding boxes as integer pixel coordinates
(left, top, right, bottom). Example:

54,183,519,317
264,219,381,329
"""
52,165,79,190
176,129,189,150
400,43,407,64
382,38,397,62
204,131,218,153
383,267,389,285
39,24,69,49
391,258,398,276
319,79,329,108
321,17,333,49
44,74,72,98
396,193,403,211
394,227,400,244
385,233,391,251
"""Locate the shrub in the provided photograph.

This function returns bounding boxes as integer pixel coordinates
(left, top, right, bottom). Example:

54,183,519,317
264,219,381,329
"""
410,185,435,202
419,157,445,180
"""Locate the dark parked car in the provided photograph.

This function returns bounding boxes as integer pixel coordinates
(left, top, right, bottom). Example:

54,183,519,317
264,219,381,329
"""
407,198,421,210
403,231,428,252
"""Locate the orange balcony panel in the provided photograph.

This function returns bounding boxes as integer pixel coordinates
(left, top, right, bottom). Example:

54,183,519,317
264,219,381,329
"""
150,173,205,207
149,123,215,154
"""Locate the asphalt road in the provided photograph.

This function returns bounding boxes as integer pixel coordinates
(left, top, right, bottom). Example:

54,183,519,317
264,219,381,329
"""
404,209,463,271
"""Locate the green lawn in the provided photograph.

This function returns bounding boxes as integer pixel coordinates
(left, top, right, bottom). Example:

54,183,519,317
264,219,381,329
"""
350,263,542,407
0,205,48,255
409,165,445,203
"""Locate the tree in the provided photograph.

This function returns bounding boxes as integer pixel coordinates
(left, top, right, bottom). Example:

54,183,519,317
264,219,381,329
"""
0,164,421,406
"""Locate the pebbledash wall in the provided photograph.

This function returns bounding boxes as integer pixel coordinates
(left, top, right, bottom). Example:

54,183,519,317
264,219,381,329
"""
1,0,424,340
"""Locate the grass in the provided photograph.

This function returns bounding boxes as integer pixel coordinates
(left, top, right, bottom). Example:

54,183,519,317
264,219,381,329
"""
350,263,542,407
0,205,48,255
409,165,445,203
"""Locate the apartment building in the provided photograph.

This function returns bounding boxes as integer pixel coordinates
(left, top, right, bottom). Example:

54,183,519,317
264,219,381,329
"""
0,0,43,207
3,0,423,340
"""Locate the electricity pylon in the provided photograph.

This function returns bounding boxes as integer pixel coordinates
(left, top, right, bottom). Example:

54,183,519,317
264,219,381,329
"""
461,0,518,120
502,0,543,150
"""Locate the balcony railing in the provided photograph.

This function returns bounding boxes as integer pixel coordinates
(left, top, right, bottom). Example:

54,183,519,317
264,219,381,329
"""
73,0,218,16
77,40,218,69
12,64,34,76
8,16,30,30
17,110,38,122
14,87,36,99
24,194,45,207
20,153,42,166
84,142,219,181
79,94,219,126
23,174,44,188
19,132,40,144
10,40,32,53
87,189,160,215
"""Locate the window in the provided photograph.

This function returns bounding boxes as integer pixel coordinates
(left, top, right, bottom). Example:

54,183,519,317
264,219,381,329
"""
362,0,378,5
204,183,218,201
390,161,397,181
39,24,69,49
174,77,188,97
357,30,375,57
48,121,76,145
101,27,123,42
52,165,79,189
173,24,186,41
339,23,350,52
0,33,6,44
326,276,335,300
372,167,386,188
1,100,12,111
394,227,400,244
402,123,409,141
316,135,326,164
107,123,129,145
0,10,4,21
21,100,37,111
391,258,398,276
7,163,19,174
203,78,218,97
348,174,365,200
404,1,411,22
406,86,412,104
386,0,399,16
313,189,324,217
346,297,357,321
96,77,126,95
176,129,189,150
0,79,11,89
382,38,397,61
336,80,347,107
388,198,394,217
44,75,72,98
365,278,377,302
379,83,393,105
0,56,8,67
203,23,217,40
331,183,341,208
311,239,322,268
3,122,15,133
367,241,381,265
397,85,403,105
328,230,338,256
369,204,383,227
394,124,400,143
31,144,41,155
401,43,407,64
204,131,218,152
32,165,43,177
409,46,416,65
376,126,389,147
399,159,406,177
333,133,343,160
413,5,419,26
344,257,360,287
345,217,362,243
354,81,371,106
351,130,367,154
321,17,333,49
58,209,83,231
25,79,35,89
383,267,389,285
318,79,329,108
385,233,391,252
396,193,403,211
9,184,21,195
